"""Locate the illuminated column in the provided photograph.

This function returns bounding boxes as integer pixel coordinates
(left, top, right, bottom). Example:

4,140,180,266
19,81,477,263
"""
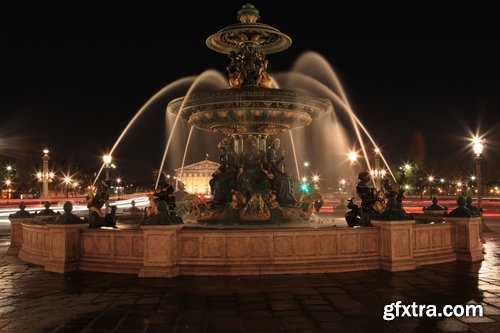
428,176,434,200
472,136,484,209
348,151,358,198
374,147,381,191
103,154,112,182
41,149,50,198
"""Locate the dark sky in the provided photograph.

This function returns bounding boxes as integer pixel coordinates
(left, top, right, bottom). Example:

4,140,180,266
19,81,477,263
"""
2,5,500,181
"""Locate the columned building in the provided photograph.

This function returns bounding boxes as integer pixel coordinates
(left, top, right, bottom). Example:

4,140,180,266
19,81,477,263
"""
174,159,220,194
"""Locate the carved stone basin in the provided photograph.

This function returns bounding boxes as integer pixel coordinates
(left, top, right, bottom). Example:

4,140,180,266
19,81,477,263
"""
167,87,333,135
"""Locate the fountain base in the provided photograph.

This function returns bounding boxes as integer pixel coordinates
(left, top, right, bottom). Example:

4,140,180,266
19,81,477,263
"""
14,216,483,277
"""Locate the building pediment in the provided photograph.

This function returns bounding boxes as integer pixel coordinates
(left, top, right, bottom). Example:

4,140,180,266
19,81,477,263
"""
174,160,220,173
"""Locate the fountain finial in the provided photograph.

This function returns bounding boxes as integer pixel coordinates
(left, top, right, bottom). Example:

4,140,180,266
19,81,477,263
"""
238,3,260,23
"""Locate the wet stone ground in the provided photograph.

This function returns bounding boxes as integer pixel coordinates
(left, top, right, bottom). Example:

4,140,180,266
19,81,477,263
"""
0,222,499,332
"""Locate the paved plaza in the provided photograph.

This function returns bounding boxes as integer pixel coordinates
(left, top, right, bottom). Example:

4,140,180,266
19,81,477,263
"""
0,222,499,333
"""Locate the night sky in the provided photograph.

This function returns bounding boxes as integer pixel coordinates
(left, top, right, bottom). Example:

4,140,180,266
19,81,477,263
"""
2,5,500,182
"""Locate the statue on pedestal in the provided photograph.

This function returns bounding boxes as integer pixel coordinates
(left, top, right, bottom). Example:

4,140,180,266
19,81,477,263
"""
356,171,376,226
9,202,32,219
346,172,413,226
142,197,183,225
51,201,83,224
37,201,59,216
424,196,448,212
123,200,142,213
448,196,473,217
86,191,116,228
376,178,413,220
465,196,482,216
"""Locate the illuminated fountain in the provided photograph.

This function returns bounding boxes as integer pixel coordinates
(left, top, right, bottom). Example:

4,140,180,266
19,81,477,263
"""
168,4,332,223
13,4,484,278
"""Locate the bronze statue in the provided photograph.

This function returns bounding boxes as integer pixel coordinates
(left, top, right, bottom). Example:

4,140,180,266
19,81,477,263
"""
86,191,116,228
266,138,297,206
9,202,32,218
267,189,280,209
226,42,272,88
375,177,413,220
345,198,362,227
240,193,271,220
448,196,473,217
238,136,269,201
37,201,59,216
123,200,142,213
465,196,482,216
51,201,83,224
142,198,183,225
356,171,376,226
346,172,412,226
209,138,238,206
423,196,448,211
152,182,177,213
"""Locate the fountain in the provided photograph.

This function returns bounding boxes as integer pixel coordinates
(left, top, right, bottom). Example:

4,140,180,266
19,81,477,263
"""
168,4,332,223
13,4,484,278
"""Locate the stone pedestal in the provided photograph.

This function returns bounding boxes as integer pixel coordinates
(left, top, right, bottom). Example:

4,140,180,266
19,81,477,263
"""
45,223,87,273
139,225,183,277
422,210,447,217
445,217,484,262
34,215,59,224
372,220,417,271
7,217,35,255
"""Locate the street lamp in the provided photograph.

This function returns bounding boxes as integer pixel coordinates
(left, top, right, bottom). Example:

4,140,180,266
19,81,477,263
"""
339,178,347,192
302,161,310,182
4,179,12,201
63,176,72,198
38,149,54,198
5,165,14,176
73,181,79,197
116,178,122,197
428,176,434,199
103,154,112,182
472,136,484,208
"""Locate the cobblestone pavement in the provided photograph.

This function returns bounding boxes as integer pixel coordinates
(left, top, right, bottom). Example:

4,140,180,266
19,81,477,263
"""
0,222,499,333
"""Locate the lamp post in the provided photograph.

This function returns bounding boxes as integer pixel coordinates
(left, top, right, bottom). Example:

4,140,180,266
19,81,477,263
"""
40,149,53,198
428,176,434,199
4,179,12,202
103,154,112,182
373,147,382,191
348,151,358,197
472,136,484,208
116,178,122,197
63,176,72,198
73,181,79,198
302,161,310,181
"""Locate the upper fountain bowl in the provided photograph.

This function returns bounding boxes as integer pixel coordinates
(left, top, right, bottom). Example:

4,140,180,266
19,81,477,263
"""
168,3,333,136
206,3,292,55
167,87,333,135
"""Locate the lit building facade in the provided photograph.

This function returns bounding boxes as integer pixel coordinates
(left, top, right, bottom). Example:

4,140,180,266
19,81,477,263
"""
174,159,220,194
